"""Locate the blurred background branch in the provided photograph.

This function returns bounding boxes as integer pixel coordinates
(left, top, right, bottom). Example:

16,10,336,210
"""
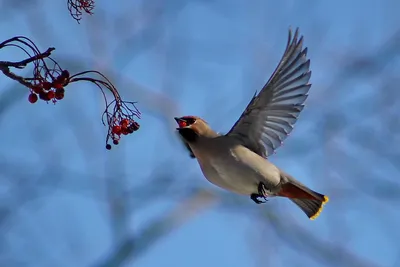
0,0,399,267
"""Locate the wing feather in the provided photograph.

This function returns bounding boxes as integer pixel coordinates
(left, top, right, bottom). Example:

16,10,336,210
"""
225,27,312,158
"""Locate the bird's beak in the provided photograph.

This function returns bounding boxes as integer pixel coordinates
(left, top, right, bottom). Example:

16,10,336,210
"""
174,117,188,129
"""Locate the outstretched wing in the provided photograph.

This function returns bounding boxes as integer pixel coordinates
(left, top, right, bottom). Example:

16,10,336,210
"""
225,28,311,158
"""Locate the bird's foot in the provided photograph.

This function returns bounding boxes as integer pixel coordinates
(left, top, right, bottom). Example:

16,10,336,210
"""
250,182,269,204
250,193,266,204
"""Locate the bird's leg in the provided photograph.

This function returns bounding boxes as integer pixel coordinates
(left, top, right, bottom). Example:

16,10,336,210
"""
250,182,269,204
250,182,270,204
257,182,268,197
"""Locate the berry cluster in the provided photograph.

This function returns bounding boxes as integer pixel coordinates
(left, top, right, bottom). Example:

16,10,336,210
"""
67,0,95,23
28,70,69,104
106,118,140,150
1,36,141,151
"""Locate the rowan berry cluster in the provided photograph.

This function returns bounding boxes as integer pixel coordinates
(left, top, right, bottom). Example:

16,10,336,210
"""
0,36,141,150
107,117,140,149
67,0,95,23
28,70,69,104
104,104,141,150
70,71,141,150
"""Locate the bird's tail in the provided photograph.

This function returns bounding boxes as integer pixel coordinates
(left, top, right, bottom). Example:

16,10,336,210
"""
277,173,329,220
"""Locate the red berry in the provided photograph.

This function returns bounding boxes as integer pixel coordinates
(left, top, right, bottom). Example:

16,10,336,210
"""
106,144,112,150
56,87,65,94
121,129,129,135
42,81,52,91
131,121,140,131
57,70,70,86
39,91,50,101
55,76,67,86
113,140,119,145
28,93,38,103
127,121,140,133
121,119,129,128
112,125,121,135
47,90,55,99
60,70,70,79
53,83,63,90
31,85,42,94
55,92,64,100
55,88,65,100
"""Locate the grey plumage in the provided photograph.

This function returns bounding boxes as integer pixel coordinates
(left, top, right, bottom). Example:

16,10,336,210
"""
226,28,311,158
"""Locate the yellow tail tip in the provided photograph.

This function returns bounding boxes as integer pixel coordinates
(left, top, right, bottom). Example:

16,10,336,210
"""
310,195,329,220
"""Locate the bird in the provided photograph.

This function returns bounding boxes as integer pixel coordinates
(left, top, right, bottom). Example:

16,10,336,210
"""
174,28,328,220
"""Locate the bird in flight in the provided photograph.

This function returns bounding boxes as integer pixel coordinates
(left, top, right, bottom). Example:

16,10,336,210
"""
175,28,328,220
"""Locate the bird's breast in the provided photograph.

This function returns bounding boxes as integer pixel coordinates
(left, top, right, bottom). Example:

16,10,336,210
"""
192,139,283,195
193,145,269,195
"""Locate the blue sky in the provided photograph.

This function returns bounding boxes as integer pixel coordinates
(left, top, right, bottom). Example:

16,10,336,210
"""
0,0,399,266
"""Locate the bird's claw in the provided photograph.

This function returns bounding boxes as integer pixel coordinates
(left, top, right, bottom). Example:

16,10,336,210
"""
250,193,266,204
250,182,269,204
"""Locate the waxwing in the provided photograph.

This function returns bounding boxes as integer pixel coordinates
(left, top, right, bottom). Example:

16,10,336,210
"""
175,28,328,220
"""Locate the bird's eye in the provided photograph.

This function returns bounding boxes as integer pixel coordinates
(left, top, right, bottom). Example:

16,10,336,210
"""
186,118,195,125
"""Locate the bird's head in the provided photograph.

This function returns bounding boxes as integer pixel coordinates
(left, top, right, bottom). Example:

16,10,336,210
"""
174,116,213,142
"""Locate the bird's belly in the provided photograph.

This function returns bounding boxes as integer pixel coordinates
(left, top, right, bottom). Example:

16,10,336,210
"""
197,158,259,195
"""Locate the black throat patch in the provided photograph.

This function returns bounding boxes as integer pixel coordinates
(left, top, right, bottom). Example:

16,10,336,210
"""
177,127,199,143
